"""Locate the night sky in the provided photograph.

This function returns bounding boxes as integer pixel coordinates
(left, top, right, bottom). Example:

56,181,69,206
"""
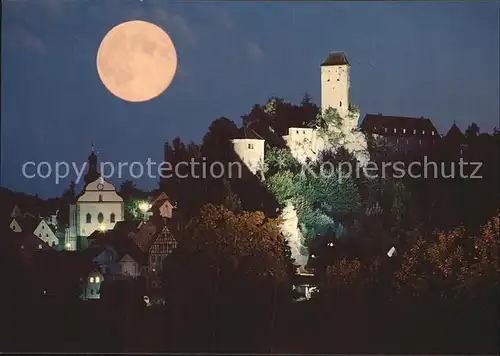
1,0,499,198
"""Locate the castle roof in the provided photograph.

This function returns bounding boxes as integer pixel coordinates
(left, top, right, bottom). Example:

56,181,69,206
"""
444,123,465,143
361,114,439,136
321,52,350,66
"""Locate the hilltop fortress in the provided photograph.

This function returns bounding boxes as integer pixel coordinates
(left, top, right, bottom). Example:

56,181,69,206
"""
231,52,369,271
232,52,369,174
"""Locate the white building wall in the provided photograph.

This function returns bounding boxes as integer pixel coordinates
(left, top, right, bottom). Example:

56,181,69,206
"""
83,271,104,300
33,220,58,247
321,64,350,116
231,138,265,174
77,202,123,236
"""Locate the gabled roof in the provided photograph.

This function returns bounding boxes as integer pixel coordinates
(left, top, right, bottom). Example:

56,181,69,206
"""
11,214,39,233
112,220,142,237
321,52,350,66
444,123,465,143
87,229,147,266
361,114,439,135
10,204,23,218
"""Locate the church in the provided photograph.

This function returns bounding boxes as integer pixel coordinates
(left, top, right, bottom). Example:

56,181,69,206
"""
65,149,124,250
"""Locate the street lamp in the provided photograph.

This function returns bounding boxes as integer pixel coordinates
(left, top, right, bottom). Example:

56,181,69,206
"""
139,201,151,213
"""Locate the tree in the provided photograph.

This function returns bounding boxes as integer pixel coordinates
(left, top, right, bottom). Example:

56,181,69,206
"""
465,123,480,140
166,204,290,351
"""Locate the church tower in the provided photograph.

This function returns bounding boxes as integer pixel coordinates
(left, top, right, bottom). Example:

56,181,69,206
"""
320,52,350,117
84,146,100,185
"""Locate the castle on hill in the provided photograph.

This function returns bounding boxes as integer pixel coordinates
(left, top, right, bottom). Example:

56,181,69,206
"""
230,52,370,272
231,52,369,174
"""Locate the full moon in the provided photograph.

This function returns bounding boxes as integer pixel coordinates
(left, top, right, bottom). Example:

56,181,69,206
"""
96,20,177,102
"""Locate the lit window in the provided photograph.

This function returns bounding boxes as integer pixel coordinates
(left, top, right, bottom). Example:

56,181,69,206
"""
38,244,42,250
393,128,397,134
98,213,104,223
89,277,94,283
385,128,388,133
396,138,399,144
422,130,425,135
95,277,100,283
413,129,417,135
432,131,435,136
419,139,422,145
402,129,406,134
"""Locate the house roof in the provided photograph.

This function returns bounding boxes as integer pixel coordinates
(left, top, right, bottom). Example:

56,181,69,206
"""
320,52,350,66
361,114,439,136
87,228,148,265
444,123,465,142
149,197,173,214
12,214,38,232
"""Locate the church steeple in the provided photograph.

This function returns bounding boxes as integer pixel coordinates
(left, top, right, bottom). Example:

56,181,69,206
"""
84,143,100,184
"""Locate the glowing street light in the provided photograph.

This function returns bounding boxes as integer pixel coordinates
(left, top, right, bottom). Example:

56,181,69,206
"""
139,201,151,212
99,224,106,232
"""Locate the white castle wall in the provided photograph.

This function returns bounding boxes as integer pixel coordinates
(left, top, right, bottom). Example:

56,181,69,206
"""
231,138,265,174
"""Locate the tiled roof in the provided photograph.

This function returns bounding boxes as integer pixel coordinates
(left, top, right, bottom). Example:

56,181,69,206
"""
361,114,439,136
444,123,465,142
320,52,350,66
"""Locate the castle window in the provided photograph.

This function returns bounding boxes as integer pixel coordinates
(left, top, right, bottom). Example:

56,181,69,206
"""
303,130,306,134
98,194,103,202
42,225,44,229
432,131,435,136
38,244,42,250
422,130,425,135
248,143,254,149
419,139,422,145
98,213,104,223
393,128,397,134
89,277,94,283
110,213,115,223
95,277,100,283
384,128,388,133
39,233,42,237
86,213,91,223
296,130,299,134
339,101,342,107
413,129,417,135
403,129,406,134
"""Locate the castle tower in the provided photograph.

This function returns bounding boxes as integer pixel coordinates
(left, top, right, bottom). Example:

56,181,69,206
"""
320,52,350,117
231,138,265,175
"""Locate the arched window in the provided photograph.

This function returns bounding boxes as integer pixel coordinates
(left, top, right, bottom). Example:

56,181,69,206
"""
86,213,91,223
98,194,103,202
339,101,342,107
110,213,115,223
98,213,104,223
